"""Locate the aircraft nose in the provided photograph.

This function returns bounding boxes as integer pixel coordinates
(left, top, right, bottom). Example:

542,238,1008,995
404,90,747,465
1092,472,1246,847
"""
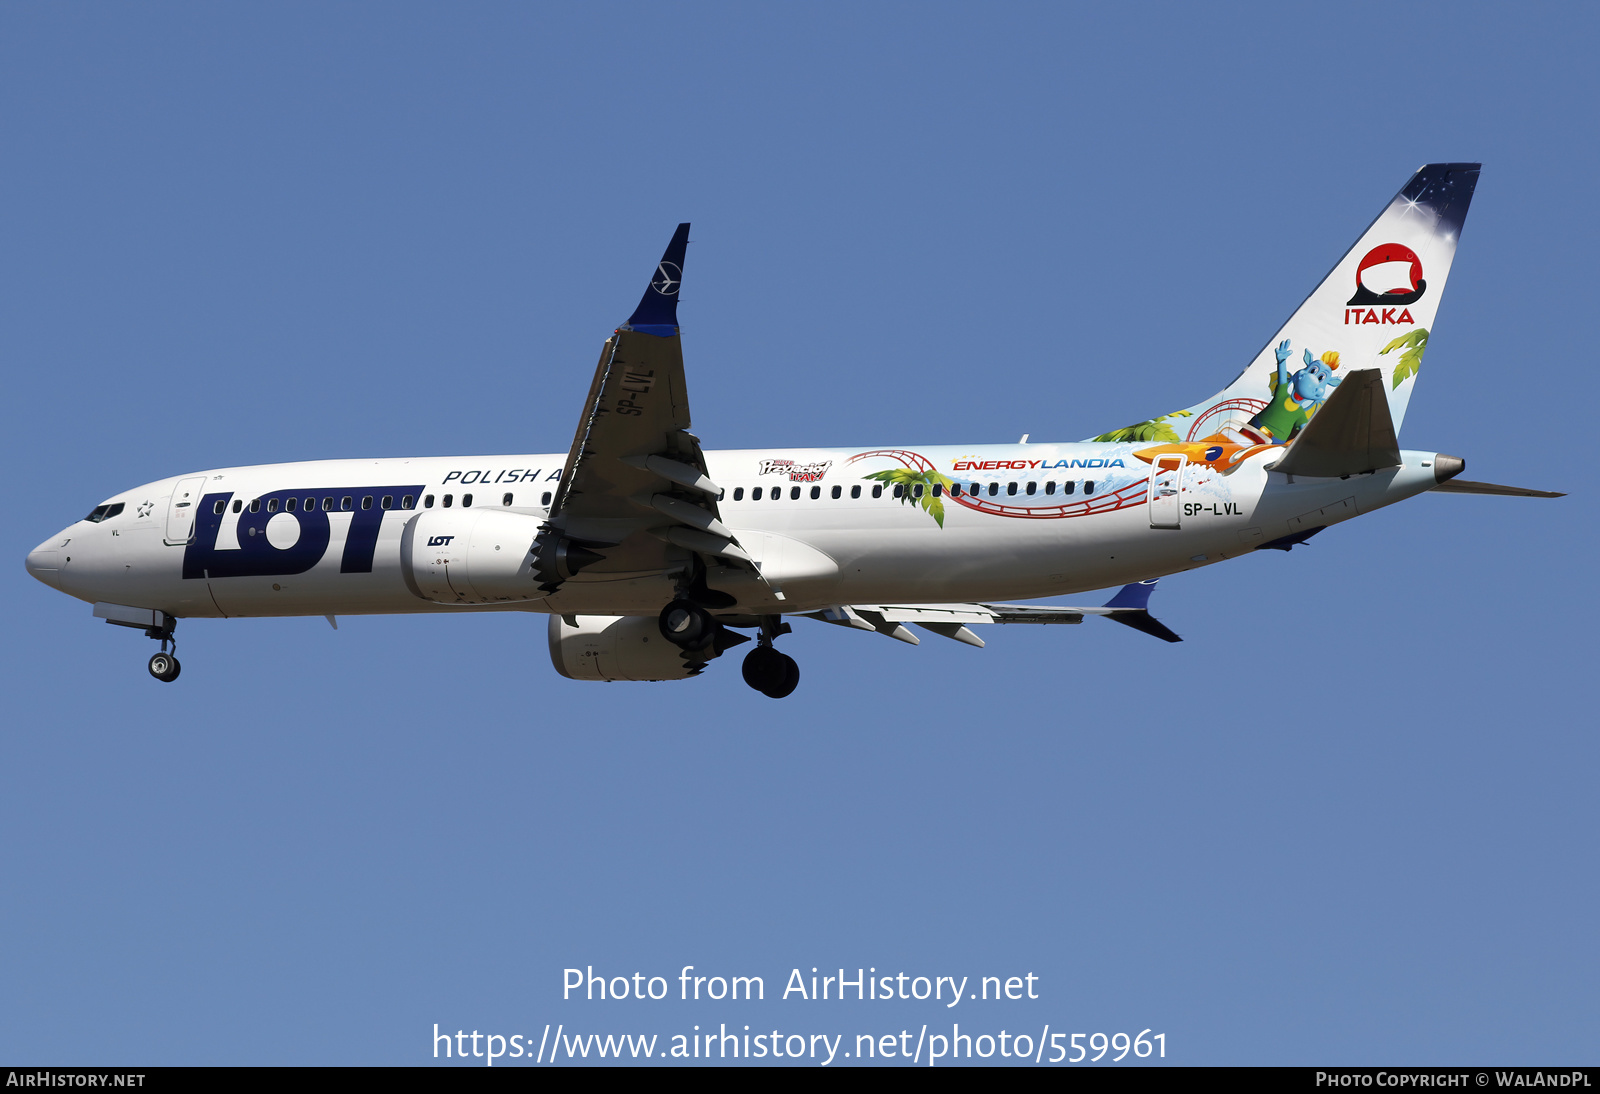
25,537,64,587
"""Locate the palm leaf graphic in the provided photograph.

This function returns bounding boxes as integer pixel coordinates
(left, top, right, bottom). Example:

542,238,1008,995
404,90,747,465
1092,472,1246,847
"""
1380,327,1429,389
864,468,956,527
1093,409,1192,444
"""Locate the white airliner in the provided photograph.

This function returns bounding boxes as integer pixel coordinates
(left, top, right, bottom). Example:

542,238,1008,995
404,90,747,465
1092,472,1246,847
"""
25,163,1561,697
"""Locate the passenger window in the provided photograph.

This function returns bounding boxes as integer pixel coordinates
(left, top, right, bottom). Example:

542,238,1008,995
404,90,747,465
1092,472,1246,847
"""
232,500,242,514
304,497,314,511
790,486,800,500
267,498,279,513
1084,481,1095,494
913,484,924,498
810,486,820,500
950,483,961,497
988,483,999,496
931,484,942,497
462,494,473,507
851,485,861,499
213,501,225,515
540,492,551,506
893,484,904,498
1044,481,1055,495
1063,481,1075,495
381,496,393,509
443,494,454,508
733,487,744,501
424,495,435,508
340,496,352,511
400,495,413,509
286,497,298,512
752,487,763,501
831,485,841,499
1007,482,1018,496
321,497,333,512
1026,482,1036,495
502,493,512,506
872,485,883,498
250,499,260,513
362,496,373,510
970,482,980,495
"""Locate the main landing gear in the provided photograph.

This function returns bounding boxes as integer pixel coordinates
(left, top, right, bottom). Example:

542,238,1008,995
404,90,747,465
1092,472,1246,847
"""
742,617,798,700
657,600,798,698
658,599,714,648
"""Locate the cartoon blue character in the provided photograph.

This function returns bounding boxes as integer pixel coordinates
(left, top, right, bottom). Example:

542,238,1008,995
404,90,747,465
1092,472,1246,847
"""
1248,339,1342,441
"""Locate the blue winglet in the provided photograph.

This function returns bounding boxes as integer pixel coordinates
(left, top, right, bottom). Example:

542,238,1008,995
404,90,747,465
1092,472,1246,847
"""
624,223,690,337
1103,579,1158,611
1100,579,1182,643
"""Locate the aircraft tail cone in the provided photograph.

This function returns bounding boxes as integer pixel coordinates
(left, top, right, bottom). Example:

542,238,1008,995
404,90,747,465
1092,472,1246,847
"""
1433,454,1466,484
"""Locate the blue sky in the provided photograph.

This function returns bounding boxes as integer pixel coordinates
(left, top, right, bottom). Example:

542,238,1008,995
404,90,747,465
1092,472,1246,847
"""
3,2,1595,1066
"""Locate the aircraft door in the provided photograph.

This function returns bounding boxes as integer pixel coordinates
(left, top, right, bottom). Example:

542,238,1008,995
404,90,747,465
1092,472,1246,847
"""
164,476,208,545
1147,455,1186,530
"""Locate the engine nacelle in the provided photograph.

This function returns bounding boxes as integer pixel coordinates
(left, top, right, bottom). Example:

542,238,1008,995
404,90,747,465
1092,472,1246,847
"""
548,614,701,681
400,508,546,604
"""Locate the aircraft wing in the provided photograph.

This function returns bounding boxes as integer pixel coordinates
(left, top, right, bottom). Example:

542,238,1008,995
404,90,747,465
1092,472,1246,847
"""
804,580,1182,646
536,225,756,593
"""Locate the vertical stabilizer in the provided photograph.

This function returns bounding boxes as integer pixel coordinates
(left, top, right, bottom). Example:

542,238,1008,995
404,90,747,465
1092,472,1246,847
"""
1094,164,1478,448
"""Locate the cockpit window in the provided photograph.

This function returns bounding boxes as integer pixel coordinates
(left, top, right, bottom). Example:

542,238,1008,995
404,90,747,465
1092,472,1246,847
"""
83,502,125,523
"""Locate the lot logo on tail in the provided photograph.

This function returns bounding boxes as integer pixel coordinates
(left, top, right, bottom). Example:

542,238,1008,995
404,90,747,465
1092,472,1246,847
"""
1347,243,1425,306
651,261,682,295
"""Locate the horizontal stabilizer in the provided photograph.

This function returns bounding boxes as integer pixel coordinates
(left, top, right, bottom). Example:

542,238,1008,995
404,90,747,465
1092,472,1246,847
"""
1430,478,1565,498
1271,368,1400,478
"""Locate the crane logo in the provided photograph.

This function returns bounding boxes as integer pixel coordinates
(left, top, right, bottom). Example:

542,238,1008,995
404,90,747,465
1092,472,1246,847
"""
652,261,682,295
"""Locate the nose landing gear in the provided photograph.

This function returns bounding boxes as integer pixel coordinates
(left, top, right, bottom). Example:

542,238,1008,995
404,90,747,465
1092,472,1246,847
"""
148,650,181,682
96,605,183,683
145,625,180,682
742,617,798,699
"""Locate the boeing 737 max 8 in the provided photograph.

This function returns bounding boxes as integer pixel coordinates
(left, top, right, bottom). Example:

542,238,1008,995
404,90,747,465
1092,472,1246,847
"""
24,163,1561,697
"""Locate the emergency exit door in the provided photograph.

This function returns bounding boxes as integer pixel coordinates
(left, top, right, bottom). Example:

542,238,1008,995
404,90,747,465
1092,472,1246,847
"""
1147,455,1186,529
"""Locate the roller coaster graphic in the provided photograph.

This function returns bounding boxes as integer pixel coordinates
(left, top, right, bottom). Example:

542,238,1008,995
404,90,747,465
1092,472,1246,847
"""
1185,397,1269,442
845,450,1151,521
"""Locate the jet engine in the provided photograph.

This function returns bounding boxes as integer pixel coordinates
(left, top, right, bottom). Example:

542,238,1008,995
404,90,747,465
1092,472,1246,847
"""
549,614,711,681
400,508,547,604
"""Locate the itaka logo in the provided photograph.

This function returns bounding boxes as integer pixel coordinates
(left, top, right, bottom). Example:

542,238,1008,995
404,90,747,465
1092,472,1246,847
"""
1347,243,1425,306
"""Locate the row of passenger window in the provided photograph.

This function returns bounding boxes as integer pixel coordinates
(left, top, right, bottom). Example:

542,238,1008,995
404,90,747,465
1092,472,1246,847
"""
214,491,557,516
728,480,1096,502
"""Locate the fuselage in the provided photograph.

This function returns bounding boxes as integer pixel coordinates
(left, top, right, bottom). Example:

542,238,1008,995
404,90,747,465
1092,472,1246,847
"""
26,440,1448,621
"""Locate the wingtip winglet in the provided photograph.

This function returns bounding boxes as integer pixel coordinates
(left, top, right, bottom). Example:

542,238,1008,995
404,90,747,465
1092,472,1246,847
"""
1103,579,1158,611
1102,580,1183,643
625,222,690,335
